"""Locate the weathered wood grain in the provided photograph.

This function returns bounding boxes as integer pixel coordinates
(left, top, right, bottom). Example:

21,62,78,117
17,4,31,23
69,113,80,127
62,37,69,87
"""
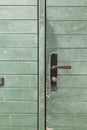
0,34,37,47
0,128,36,130
47,127,87,130
0,48,37,60
0,62,37,74
0,88,37,101
47,0,87,6
0,101,37,114
46,35,87,48
0,6,37,19
47,89,87,101
3,75,37,88
47,21,87,34
47,76,87,88
46,49,87,61
0,115,37,126
0,20,37,33
0,0,37,5
47,7,87,20
47,114,87,126
47,102,87,114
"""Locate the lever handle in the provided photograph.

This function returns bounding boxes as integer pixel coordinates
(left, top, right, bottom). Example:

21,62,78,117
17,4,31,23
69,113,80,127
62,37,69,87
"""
52,65,71,70
50,53,71,91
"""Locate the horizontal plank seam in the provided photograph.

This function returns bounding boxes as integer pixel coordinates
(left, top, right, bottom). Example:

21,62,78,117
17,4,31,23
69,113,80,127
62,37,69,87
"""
0,60,37,62
47,113,87,114
47,34,87,35
0,114,37,115
47,100,87,102
0,101,37,102
46,48,87,49
0,33,37,34
47,126,87,127
0,100,37,101
0,74,38,75
0,47,37,48
0,18,38,21
0,126,37,129
47,6,87,7
0,5,38,6
47,20,87,21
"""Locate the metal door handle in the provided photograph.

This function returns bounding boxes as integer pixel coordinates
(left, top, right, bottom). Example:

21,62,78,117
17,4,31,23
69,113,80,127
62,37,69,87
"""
52,65,71,70
50,53,71,91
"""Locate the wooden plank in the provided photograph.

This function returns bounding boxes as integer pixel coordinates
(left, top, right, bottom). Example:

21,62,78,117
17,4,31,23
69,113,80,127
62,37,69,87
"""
0,48,37,60
47,62,87,75
3,75,37,88
46,35,87,48
47,102,87,114
0,88,37,101
0,115,37,126
0,20,37,33
0,0,37,5
47,76,87,88
0,101,37,113
47,89,87,101
0,34,37,47
47,21,87,34
0,62,37,74
0,128,36,130
47,7,87,20
47,0,87,6
46,49,87,61
47,114,87,126
0,6,37,19
39,0,45,129
46,127,87,130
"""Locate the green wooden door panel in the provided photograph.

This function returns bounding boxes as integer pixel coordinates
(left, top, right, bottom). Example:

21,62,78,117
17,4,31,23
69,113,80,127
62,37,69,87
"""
0,6,37,19
0,20,37,33
46,0,87,130
47,114,87,126
47,127,87,130
3,75,37,88
0,115,37,126
0,48,37,60
47,49,87,61
0,34,37,47
47,21,87,34
47,62,87,74
47,7,87,20
47,102,87,114
0,88,37,101
0,62,37,74
0,0,38,129
47,76,87,88
47,89,87,101
0,101,37,114
46,35,87,48
0,0,37,5
0,128,37,130
47,0,87,6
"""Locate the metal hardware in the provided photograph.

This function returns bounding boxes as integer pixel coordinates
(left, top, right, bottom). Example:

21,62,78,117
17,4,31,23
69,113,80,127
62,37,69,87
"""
51,53,71,91
0,78,4,86
52,65,71,70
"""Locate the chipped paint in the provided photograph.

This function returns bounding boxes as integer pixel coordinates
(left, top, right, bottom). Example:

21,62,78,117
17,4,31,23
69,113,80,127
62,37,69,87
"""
46,127,53,130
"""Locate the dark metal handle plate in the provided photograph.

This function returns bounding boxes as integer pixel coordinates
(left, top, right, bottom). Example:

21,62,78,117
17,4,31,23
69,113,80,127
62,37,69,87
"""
0,78,4,86
50,53,71,91
51,53,57,91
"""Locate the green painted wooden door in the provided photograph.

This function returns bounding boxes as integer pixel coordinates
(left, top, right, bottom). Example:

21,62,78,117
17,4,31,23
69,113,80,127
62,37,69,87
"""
46,0,87,130
0,0,38,130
